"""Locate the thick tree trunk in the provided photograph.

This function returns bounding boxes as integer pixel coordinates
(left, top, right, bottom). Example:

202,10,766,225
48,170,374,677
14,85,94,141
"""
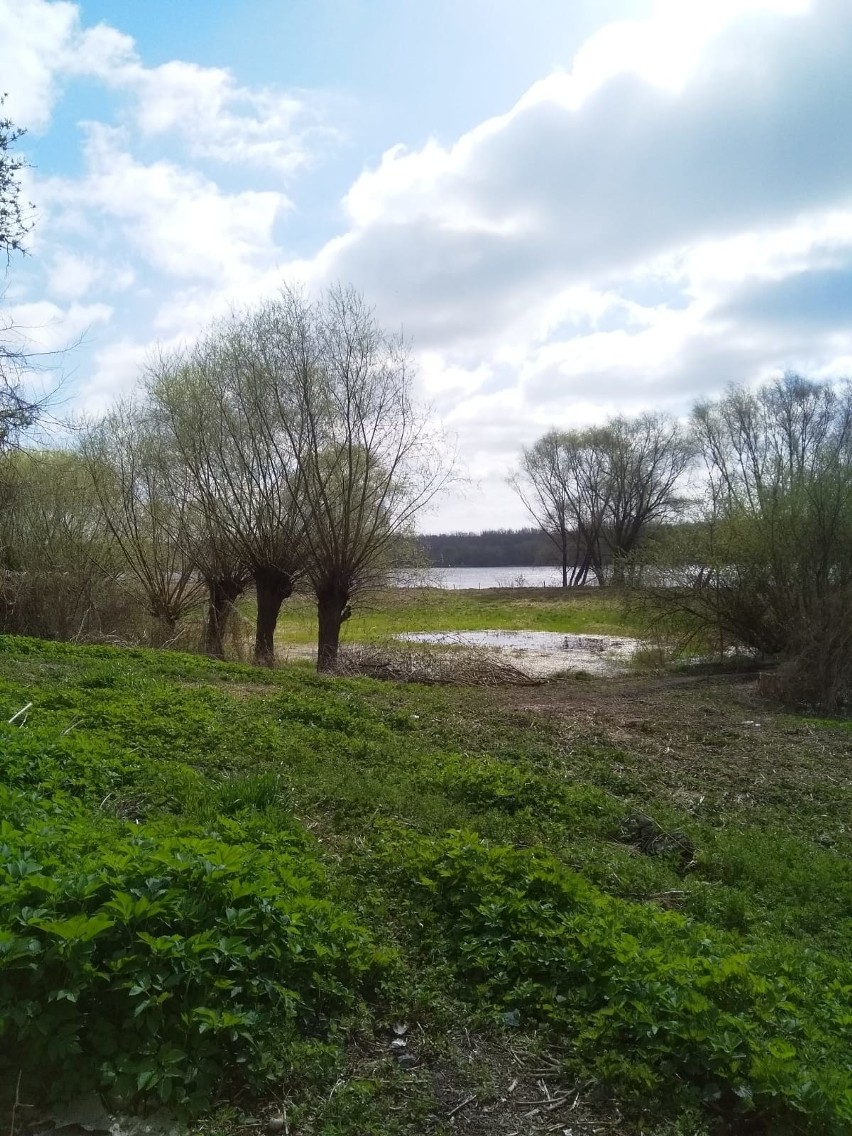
203,576,244,659
148,600,179,647
610,554,627,587
253,566,293,667
561,540,569,589
316,586,351,673
575,550,593,587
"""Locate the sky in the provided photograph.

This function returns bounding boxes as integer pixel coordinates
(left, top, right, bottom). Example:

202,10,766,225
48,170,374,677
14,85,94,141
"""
2,0,852,533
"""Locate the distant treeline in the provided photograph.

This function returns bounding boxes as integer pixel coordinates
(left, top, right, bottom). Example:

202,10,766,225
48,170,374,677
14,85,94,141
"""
418,528,578,567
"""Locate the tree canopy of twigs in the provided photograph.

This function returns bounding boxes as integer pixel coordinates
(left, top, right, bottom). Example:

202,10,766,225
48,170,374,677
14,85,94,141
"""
0,96,32,260
1,98,43,456
511,414,692,587
81,401,206,642
132,284,451,669
147,316,305,664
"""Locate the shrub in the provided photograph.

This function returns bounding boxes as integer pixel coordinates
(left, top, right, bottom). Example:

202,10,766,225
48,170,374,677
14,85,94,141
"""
649,375,852,710
761,587,852,712
383,829,852,1133
0,789,388,1115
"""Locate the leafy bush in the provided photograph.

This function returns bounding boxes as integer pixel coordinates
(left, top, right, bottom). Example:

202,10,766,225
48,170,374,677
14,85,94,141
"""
436,754,624,831
761,587,852,712
383,829,852,1133
0,789,388,1115
650,375,852,709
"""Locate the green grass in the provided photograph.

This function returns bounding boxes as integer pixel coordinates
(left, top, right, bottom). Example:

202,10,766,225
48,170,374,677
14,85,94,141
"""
0,631,849,1134
266,585,643,648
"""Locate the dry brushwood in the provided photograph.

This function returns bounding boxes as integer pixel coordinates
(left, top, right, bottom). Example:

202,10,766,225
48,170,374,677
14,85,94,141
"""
333,643,544,687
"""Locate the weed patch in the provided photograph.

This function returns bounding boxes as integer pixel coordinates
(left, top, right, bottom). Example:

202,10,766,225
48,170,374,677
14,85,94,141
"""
0,633,849,1133
381,829,852,1133
0,787,387,1116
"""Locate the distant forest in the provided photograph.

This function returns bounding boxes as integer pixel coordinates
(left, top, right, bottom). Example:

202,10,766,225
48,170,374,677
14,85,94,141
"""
418,528,578,567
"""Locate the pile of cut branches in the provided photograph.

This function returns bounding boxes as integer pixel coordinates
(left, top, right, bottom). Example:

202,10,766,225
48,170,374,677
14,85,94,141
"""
334,642,543,686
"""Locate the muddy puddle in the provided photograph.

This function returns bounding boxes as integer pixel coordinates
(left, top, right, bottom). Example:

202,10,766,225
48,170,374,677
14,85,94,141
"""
394,629,639,677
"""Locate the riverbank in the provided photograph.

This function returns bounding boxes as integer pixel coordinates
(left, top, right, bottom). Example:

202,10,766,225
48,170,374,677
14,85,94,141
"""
265,585,643,653
0,634,849,1135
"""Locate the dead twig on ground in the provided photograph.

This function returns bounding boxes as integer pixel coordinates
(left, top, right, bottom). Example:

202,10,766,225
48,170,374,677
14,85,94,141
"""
7,702,32,725
446,1092,477,1118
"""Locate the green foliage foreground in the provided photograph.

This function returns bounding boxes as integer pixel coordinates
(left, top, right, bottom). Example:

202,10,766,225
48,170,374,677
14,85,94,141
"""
384,830,851,1133
0,635,849,1132
0,792,384,1114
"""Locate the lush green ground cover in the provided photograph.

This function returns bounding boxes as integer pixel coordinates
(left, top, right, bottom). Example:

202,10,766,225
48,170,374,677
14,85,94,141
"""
264,585,643,649
0,623,850,1134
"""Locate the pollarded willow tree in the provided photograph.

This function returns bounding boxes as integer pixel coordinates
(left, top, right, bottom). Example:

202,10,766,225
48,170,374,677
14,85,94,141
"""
147,322,306,666
81,401,205,643
82,285,451,669
511,413,692,585
257,284,452,670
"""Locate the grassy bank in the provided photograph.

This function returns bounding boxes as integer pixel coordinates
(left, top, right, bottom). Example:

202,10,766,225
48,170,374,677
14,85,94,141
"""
266,585,643,650
0,627,849,1134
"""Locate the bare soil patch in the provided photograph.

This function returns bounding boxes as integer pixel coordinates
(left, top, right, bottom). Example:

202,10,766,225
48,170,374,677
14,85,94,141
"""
499,670,852,842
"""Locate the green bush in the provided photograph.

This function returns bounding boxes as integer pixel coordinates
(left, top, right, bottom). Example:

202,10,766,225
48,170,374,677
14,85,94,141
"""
436,754,624,831
384,829,852,1133
0,788,388,1115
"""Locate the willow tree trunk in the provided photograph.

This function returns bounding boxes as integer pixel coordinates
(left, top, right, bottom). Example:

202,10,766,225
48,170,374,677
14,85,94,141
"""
203,577,244,659
253,566,293,667
316,586,351,673
610,554,627,587
149,601,179,647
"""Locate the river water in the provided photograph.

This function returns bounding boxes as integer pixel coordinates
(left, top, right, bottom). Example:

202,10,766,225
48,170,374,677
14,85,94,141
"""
394,566,579,589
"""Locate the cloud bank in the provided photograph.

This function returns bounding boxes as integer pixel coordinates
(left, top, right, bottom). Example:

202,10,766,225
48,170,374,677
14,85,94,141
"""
3,0,852,529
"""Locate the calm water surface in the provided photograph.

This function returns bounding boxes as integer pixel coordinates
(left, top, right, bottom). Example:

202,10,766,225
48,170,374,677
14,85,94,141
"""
393,566,579,589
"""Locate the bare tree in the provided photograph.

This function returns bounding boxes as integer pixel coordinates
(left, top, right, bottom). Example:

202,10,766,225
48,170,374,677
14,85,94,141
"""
1,99,44,455
595,413,694,583
512,414,691,586
1,96,32,259
261,285,451,671
82,401,205,642
510,431,603,586
147,322,305,666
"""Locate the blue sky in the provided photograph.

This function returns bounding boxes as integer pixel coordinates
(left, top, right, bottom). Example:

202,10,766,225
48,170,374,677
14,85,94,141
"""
3,0,852,531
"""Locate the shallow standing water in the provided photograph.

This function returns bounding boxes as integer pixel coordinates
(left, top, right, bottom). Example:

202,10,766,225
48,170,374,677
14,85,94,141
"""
394,629,638,676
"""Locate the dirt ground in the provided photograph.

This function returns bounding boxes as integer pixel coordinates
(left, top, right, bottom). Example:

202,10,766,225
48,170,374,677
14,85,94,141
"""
498,669,851,845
